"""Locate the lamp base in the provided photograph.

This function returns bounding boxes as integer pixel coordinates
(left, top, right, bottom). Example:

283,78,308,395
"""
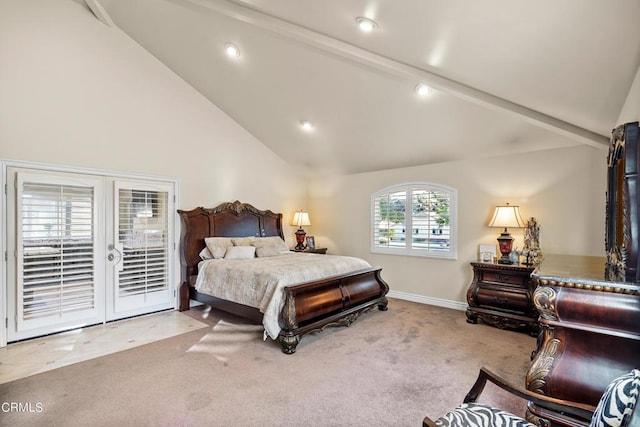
497,254,513,264
295,228,306,250
497,231,514,264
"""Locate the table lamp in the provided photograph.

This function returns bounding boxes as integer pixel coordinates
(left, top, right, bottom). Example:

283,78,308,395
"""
291,211,311,250
488,203,524,264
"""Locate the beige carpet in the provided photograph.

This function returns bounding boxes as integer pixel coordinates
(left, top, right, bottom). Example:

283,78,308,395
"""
0,299,536,426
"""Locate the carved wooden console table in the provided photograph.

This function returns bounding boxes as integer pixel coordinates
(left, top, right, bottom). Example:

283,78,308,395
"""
526,254,640,426
466,261,539,335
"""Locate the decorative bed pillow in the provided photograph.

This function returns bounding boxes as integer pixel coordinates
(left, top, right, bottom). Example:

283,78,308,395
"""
199,247,213,260
231,237,256,247
252,236,289,253
204,237,234,259
224,245,256,259
590,369,640,427
255,245,282,258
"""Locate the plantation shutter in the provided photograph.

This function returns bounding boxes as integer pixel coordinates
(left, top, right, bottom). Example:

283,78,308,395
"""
411,188,451,251
371,183,456,258
373,193,388,248
116,188,169,301
373,190,406,249
16,175,98,331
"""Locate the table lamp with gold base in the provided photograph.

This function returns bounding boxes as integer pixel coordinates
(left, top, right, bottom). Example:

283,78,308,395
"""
488,203,524,264
291,211,311,250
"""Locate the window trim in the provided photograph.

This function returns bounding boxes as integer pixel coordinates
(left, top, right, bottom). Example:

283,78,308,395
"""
370,182,457,259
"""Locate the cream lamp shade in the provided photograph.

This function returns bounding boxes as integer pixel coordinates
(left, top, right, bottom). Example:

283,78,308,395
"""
291,212,311,229
488,204,525,230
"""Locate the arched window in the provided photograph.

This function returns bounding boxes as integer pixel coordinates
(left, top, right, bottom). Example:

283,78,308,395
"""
371,183,457,259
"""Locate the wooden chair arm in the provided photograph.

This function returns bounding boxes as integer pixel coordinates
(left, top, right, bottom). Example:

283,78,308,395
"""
464,367,596,421
423,368,597,427
423,416,438,427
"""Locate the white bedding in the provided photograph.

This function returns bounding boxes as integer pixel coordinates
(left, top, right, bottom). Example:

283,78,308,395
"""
194,252,371,340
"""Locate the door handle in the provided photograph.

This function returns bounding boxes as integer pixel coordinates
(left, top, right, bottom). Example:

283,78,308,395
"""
107,244,122,263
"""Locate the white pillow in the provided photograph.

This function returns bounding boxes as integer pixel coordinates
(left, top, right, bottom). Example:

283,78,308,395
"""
255,245,281,258
224,245,256,259
204,237,234,259
252,236,289,253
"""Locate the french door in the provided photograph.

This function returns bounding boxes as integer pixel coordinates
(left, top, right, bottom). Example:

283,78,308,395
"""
6,167,176,342
106,180,174,320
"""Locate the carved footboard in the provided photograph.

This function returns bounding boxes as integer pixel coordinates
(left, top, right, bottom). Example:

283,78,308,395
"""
278,267,389,354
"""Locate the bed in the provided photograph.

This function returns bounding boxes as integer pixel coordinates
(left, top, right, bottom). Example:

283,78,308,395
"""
177,201,390,354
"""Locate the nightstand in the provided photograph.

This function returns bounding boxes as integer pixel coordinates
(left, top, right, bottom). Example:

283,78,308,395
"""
291,248,327,254
465,261,539,336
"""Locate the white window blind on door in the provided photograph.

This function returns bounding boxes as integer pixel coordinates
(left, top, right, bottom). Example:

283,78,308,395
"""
17,177,98,331
117,189,168,299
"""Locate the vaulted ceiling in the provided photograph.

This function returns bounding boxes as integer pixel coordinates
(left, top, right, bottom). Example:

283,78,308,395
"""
88,0,640,175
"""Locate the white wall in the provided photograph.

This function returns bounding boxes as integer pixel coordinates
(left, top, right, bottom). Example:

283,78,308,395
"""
308,145,607,304
617,65,640,124
0,0,308,242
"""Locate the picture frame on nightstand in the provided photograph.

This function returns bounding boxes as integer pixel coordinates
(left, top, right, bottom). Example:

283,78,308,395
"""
478,244,497,263
306,236,315,249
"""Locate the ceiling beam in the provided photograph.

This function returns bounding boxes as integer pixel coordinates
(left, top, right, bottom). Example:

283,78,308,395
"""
178,0,610,149
84,0,115,28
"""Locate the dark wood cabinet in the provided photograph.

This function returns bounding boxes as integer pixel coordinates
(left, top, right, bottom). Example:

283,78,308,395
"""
526,255,640,426
465,261,539,335
520,123,640,426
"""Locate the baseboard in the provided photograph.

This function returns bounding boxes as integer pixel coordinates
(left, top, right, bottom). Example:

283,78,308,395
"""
387,290,467,311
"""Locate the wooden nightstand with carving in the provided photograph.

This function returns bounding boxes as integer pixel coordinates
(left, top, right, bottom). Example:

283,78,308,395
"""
465,261,539,336
291,248,327,254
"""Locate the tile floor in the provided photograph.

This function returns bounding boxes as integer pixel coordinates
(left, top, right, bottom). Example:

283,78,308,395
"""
0,310,209,384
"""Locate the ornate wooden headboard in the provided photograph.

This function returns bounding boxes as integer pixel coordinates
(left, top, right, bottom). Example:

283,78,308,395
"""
177,200,284,281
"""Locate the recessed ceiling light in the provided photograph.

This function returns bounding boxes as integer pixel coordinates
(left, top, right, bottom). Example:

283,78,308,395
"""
224,43,240,58
300,120,314,132
415,84,433,97
355,17,377,32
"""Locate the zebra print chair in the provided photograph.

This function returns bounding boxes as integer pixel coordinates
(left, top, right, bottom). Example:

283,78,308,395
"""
423,368,640,427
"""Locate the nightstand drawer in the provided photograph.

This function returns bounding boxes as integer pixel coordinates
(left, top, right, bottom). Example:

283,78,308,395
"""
480,270,529,288
476,287,529,314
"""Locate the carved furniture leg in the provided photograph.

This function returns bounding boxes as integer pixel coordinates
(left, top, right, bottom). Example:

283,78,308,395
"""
179,281,190,312
279,335,300,354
